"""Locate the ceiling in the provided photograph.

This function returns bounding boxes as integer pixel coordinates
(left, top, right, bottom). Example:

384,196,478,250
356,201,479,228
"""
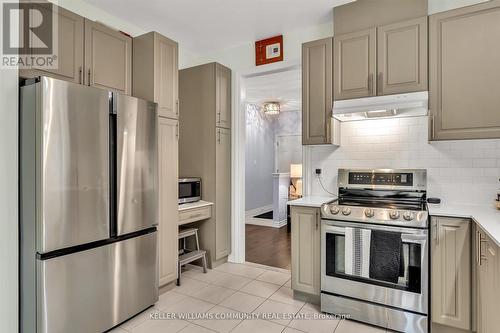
82,0,353,54
245,68,301,112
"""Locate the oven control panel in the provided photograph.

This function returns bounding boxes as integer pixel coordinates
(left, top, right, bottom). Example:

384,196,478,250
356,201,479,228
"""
348,172,413,186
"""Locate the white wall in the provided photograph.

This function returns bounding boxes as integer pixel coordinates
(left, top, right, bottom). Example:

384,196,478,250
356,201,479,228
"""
310,117,500,205
428,0,490,14
245,104,276,211
0,51,19,333
197,22,333,75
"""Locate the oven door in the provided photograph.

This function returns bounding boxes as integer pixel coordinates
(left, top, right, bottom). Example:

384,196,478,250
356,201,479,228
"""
321,219,428,314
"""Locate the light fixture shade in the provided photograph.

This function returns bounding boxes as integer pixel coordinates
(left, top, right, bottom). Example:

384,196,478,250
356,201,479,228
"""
290,164,302,178
263,102,280,114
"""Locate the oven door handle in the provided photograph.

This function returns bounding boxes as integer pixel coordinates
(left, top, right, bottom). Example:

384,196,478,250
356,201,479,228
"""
323,223,427,244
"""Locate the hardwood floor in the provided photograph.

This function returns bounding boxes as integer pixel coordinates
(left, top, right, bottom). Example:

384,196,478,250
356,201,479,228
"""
245,224,291,270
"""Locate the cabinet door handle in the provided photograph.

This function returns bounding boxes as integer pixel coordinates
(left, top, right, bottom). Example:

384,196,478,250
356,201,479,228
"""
476,230,480,265
434,222,439,245
87,69,91,86
78,67,82,84
316,211,319,230
378,72,383,95
176,100,180,116
430,113,435,140
175,123,179,140
367,74,372,95
217,128,221,143
479,233,488,266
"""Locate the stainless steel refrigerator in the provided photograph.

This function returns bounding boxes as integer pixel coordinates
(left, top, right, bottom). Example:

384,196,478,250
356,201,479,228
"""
20,77,158,333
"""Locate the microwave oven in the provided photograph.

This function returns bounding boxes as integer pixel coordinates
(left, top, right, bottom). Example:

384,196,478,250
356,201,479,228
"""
178,178,201,204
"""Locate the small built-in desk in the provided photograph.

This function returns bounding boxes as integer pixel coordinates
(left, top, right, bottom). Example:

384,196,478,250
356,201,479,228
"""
178,200,214,225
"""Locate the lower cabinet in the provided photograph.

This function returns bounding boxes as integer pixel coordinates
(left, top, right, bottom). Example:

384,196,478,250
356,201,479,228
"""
431,217,471,331
291,206,320,296
476,226,500,333
158,117,179,286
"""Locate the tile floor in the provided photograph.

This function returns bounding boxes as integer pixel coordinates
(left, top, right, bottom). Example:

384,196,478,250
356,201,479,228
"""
112,262,388,333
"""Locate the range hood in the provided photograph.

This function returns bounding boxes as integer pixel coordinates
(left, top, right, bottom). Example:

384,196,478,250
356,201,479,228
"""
332,91,428,121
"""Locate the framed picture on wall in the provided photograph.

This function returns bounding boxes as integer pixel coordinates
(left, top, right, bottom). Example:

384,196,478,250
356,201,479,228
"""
255,35,283,66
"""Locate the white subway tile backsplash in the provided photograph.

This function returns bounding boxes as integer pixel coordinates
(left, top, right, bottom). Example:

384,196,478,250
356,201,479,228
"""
310,116,500,205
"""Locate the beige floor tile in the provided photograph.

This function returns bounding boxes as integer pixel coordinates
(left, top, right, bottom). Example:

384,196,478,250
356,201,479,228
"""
183,267,231,284
269,286,306,307
219,291,266,313
284,279,291,288
252,299,303,326
231,319,285,333
130,317,189,333
256,270,291,286
192,305,243,333
335,319,386,333
155,291,188,311
211,272,253,290
174,277,210,296
190,284,235,304
163,296,216,316
179,323,216,333
239,280,281,298
283,328,306,333
288,303,340,333
214,262,266,279
120,308,159,330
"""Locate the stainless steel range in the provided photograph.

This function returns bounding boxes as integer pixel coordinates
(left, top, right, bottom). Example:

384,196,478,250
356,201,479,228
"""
320,169,429,333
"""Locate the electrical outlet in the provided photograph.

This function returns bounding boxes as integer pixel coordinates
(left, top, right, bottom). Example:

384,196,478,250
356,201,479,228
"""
315,168,322,175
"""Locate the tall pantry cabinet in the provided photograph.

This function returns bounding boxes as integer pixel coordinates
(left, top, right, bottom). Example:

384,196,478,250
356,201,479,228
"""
133,32,179,286
179,63,232,267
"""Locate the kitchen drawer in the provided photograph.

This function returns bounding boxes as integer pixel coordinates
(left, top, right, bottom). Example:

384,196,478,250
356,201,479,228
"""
179,205,212,224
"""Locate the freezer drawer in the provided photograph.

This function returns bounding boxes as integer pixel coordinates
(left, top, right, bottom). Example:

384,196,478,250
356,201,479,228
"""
36,231,158,333
115,93,158,235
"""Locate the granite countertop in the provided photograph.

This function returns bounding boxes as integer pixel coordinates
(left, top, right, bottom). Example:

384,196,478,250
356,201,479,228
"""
429,202,500,247
178,200,214,212
287,196,337,208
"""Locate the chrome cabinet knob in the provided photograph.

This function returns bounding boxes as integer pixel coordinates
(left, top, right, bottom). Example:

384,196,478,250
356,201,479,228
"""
329,205,340,215
389,210,400,220
364,209,375,218
342,207,351,216
403,211,414,221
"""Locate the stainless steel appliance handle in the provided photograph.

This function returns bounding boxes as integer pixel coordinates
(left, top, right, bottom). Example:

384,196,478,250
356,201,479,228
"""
322,221,427,244
323,219,427,236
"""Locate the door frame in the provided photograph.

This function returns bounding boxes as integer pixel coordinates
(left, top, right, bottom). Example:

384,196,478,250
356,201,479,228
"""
229,64,312,264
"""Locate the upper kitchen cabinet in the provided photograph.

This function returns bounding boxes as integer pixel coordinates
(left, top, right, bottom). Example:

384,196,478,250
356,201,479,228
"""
19,4,84,83
377,17,427,95
333,17,427,101
333,28,376,100
302,38,340,146
84,19,132,94
429,2,500,140
133,32,179,119
216,64,231,129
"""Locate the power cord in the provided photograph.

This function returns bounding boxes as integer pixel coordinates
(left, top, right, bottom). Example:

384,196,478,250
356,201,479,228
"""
317,174,338,197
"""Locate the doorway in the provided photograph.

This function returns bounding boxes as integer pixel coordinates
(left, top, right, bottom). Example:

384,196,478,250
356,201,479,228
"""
242,67,302,270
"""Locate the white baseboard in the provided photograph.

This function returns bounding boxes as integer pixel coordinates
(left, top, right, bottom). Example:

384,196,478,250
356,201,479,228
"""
245,204,273,217
246,217,287,228
273,219,287,228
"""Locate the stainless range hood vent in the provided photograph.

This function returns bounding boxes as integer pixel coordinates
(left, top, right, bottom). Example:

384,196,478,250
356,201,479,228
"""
332,91,428,121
